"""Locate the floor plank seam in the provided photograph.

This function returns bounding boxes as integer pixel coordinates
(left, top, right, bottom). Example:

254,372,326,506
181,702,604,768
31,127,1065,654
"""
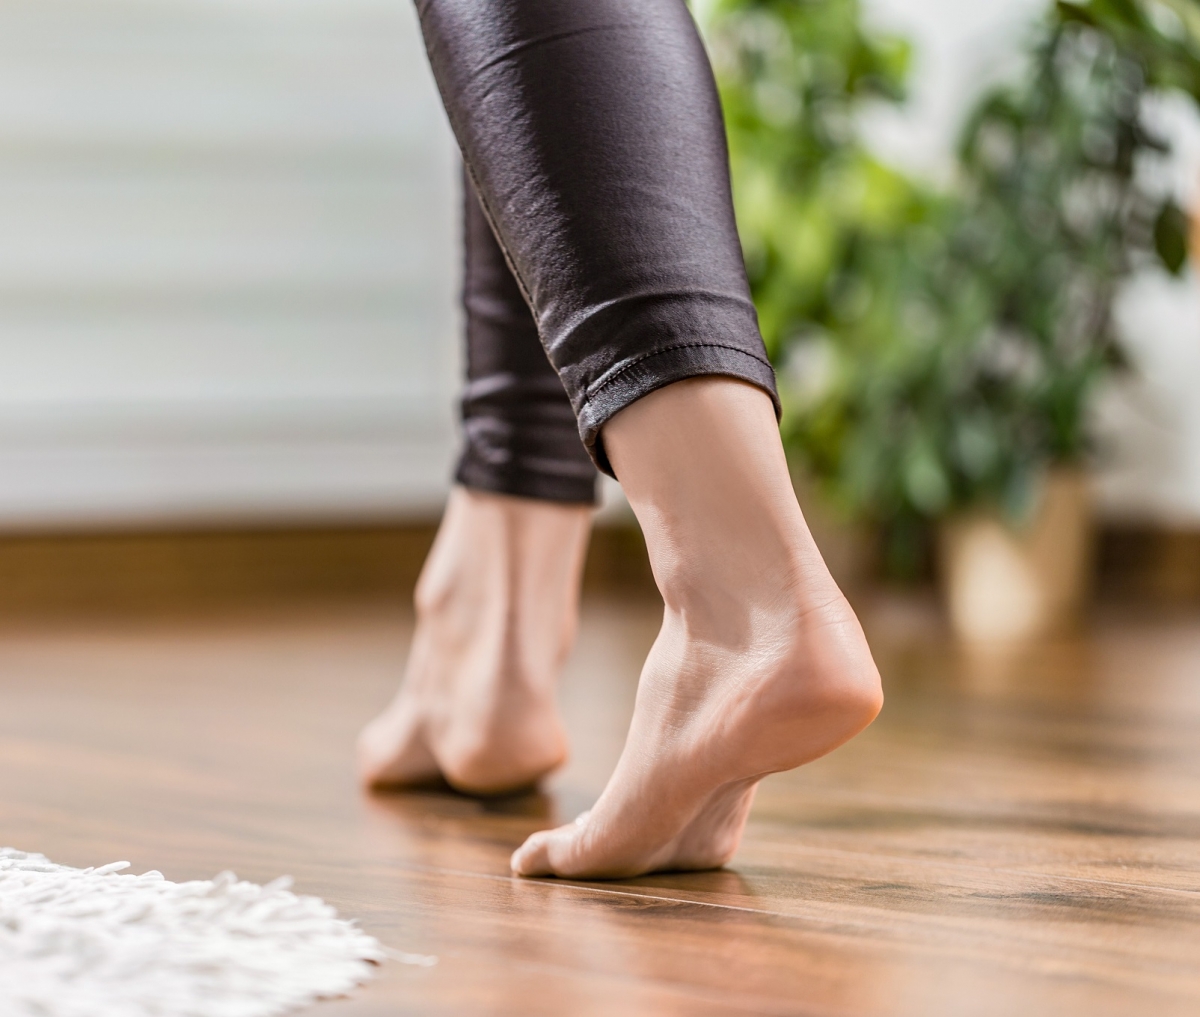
746,841,1200,901
403,861,1200,951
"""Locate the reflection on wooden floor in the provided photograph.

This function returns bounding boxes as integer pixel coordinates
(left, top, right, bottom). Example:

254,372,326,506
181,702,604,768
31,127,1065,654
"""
1,595,1198,1016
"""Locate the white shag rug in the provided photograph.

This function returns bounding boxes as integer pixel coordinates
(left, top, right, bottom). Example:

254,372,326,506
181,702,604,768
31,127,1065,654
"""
0,847,428,1017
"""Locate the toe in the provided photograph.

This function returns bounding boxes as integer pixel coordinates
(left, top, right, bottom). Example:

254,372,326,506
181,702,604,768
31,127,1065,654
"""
512,810,594,877
357,710,438,788
510,829,557,877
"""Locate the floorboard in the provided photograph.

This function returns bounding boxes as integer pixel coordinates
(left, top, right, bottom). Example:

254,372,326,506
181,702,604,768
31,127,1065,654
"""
0,596,1197,1016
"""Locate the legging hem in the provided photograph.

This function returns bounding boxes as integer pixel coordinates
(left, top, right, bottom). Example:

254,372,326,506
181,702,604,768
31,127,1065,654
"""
577,344,780,477
454,459,599,505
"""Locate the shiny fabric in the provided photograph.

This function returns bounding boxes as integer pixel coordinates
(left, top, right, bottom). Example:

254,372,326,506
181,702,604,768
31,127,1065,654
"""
457,173,599,503
421,0,780,486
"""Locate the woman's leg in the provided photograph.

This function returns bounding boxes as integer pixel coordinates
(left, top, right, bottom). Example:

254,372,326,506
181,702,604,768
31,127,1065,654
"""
414,0,778,472
512,378,882,877
357,178,595,795
412,0,883,876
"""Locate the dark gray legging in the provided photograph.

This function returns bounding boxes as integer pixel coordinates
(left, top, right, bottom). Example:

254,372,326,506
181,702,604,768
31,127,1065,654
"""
418,0,780,503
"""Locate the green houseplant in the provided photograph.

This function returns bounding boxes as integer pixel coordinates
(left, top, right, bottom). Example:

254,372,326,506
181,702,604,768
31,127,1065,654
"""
705,0,1199,633
933,0,1199,637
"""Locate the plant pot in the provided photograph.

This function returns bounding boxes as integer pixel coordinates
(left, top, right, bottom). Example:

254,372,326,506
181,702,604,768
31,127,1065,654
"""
1191,183,1200,278
938,469,1092,644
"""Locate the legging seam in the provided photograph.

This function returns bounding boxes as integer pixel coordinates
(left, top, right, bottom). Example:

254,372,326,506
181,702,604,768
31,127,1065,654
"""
461,161,539,313
583,342,773,405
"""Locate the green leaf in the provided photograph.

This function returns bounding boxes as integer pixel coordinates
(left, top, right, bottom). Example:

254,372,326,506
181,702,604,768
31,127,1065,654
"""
1055,1,1098,29
903,444,951,515
1154,199,1190,275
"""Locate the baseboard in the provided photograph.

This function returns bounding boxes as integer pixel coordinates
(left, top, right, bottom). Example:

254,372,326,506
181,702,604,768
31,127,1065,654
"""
1095,524,1200,603
0,519,1188,617
0,521,657,616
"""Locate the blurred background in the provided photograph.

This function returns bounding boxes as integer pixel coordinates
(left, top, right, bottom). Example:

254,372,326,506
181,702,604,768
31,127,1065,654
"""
0,0,1197,630
0,0,458,527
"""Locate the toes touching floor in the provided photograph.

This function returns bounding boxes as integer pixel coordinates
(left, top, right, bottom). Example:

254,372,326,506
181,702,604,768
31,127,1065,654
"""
359,382,883,882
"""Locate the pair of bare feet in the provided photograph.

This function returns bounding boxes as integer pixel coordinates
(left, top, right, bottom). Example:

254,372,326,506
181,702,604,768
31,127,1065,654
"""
357,379,883,880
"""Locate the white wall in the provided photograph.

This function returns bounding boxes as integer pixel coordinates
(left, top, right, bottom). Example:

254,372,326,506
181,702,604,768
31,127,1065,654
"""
0,0,460,527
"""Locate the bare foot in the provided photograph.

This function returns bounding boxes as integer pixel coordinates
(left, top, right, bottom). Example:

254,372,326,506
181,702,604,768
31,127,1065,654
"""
511,379,883,878
358,487,591,795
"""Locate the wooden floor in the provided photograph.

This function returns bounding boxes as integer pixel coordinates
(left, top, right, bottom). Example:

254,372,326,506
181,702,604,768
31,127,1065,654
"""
1,594,1198,1016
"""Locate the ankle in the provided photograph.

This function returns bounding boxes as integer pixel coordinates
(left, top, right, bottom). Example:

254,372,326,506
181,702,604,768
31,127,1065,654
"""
602,379,841,621
415,482,591,630
649,539,810,648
